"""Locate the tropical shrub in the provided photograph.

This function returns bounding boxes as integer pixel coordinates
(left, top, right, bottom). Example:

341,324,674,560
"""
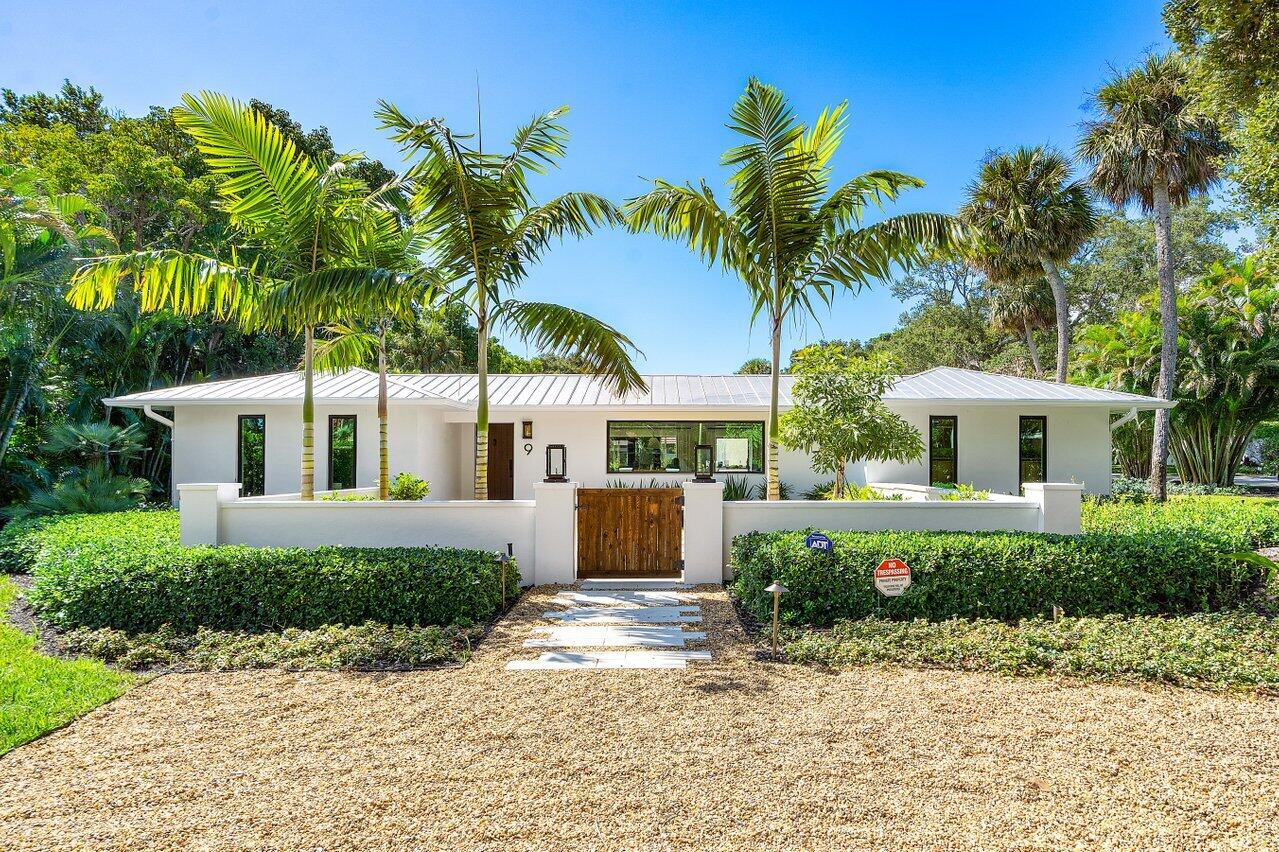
19,511,521,632
1110,476,1249,500
732,526,1265,626
2,464,149,521
800,481,901,501
388,472,430,501
937,482,990,501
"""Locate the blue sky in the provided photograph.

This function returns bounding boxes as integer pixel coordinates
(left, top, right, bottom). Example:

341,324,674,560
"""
1,0,1172,372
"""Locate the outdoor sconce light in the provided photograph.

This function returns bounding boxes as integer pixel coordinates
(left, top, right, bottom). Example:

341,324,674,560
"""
694,444,715,482
522,420,533,440
544,444,567,482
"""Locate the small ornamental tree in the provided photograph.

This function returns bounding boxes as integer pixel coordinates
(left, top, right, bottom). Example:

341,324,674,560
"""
779,346,923,495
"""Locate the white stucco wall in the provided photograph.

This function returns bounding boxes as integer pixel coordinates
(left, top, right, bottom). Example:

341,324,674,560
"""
172,403,460,502
866,404,1113,495
169,400,1115,502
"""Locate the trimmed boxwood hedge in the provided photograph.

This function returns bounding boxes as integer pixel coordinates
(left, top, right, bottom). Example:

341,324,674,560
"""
733,528,1267,626
10,511,521,632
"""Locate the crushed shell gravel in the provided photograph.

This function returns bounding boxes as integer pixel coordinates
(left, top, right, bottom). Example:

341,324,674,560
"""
2,584,1278,851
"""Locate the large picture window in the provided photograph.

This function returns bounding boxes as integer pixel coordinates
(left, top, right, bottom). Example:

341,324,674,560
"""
1019,415,1047,484
237,414,266,497
929,415,958,486
328,415,357,490
607,421,764,474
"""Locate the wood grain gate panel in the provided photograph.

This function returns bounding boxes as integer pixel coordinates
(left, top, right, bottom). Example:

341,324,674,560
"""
576,488,683,578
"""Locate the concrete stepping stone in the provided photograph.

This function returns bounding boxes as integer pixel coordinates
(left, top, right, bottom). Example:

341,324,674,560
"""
506,650,712,670
525,625,707,648
553,591,693,607
544,606,702,624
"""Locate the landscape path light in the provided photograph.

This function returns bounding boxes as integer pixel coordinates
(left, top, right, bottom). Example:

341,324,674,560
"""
765,582,788,656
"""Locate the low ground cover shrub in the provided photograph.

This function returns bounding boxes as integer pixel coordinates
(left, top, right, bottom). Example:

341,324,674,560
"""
800,481,903,501
732,527,1264,626
19,511,521,632
58,621,476,671
780,612,1279,693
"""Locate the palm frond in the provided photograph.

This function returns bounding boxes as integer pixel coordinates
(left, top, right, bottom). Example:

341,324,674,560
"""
623,180,745,268
256,266,433,329
498,299,647,396
66,249,259,318
312,322,379,371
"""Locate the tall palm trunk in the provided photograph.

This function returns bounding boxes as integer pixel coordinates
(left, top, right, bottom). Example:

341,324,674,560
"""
0,370,34,469
766,313,782,500
474,311,490,500
1039,258,1071,383
377,326,389,500
1022,317,1043,377
1149,177,1177,502
300,325,315,500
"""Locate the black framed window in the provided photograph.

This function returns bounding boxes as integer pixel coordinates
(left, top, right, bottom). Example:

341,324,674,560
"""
606,421,764,473
1019,416,1047,484
237,414,266,497
328,415,357,490
929,415,958,486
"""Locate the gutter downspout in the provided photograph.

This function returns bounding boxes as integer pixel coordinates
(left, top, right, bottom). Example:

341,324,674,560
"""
143,404,175,429
1110,407,1138,432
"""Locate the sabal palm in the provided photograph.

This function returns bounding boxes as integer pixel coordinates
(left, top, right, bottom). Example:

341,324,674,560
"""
986,276,1056,377
960,147,1096,384
68,92,417,499
1078,51,1228,501
625,79,961,499
370,101,644,499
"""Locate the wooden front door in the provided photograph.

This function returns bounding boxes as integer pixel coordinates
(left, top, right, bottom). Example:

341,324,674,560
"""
576,488,683,578
487,423,514,500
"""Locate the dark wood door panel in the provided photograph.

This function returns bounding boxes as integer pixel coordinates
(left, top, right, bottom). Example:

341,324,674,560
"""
576,488,683,578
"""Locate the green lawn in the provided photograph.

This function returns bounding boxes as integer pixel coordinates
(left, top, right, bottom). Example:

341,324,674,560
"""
0,577,133,756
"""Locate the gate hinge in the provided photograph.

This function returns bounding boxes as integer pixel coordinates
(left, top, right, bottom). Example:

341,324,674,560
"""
675,495,685,506
676,559,685,570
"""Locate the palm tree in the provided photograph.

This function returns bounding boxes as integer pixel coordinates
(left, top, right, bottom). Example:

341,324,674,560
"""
625,79,961,499
68,92,416,500
986,276,1056,377
960,147,1096,384
372,101,644,499
1078,52,1229,501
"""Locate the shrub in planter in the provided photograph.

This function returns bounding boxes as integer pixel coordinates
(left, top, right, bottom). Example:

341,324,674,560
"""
22,511,521,632
731,528,1264,626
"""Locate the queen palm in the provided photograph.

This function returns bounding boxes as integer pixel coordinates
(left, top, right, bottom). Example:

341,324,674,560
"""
960,147,1096,385
68,92,418,500
986,276,1056,377
369,101,645,499
1078,52,1229,501
625,79,961,499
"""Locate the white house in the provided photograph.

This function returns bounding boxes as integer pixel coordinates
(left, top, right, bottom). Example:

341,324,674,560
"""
106,365,1170,502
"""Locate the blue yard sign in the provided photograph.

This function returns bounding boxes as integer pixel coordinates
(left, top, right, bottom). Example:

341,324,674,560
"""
805,532,833,554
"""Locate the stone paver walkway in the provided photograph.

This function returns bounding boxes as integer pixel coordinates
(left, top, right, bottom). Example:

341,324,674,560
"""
505,581,715,670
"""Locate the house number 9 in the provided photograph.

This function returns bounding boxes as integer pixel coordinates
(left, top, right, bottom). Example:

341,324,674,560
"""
523,443,534,455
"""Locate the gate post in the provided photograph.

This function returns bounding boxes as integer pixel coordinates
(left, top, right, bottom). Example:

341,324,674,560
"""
176,482,241,545
533,481,578,585
681,480,725,584
1023,482,1083,534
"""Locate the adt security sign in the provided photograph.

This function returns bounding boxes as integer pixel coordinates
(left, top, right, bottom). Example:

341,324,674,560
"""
874,558,911,596
805,532,833,554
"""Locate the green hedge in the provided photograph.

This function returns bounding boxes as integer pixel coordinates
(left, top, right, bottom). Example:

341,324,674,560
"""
1081,496,1279,550
16,511,522,632
732,528,1265,626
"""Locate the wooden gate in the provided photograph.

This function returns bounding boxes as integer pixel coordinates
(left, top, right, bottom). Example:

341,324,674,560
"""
576,488,683,578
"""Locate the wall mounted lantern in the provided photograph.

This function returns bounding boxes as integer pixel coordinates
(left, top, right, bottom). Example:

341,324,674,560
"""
522,420,533,440
544,444,567,482
694,444,715,482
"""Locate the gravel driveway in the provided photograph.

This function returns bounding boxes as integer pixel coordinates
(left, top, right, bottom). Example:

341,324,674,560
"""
3,586,1278,851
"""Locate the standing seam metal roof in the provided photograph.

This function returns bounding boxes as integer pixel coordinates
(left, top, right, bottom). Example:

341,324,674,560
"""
104,365,1171,409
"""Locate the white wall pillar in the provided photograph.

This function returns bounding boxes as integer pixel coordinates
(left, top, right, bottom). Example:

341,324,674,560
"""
176,482,241,545
533,481,578,585
682,481,725,584
1023,482,1083,535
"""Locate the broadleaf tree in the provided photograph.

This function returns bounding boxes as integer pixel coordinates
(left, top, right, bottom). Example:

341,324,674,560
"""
778,345,924,495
